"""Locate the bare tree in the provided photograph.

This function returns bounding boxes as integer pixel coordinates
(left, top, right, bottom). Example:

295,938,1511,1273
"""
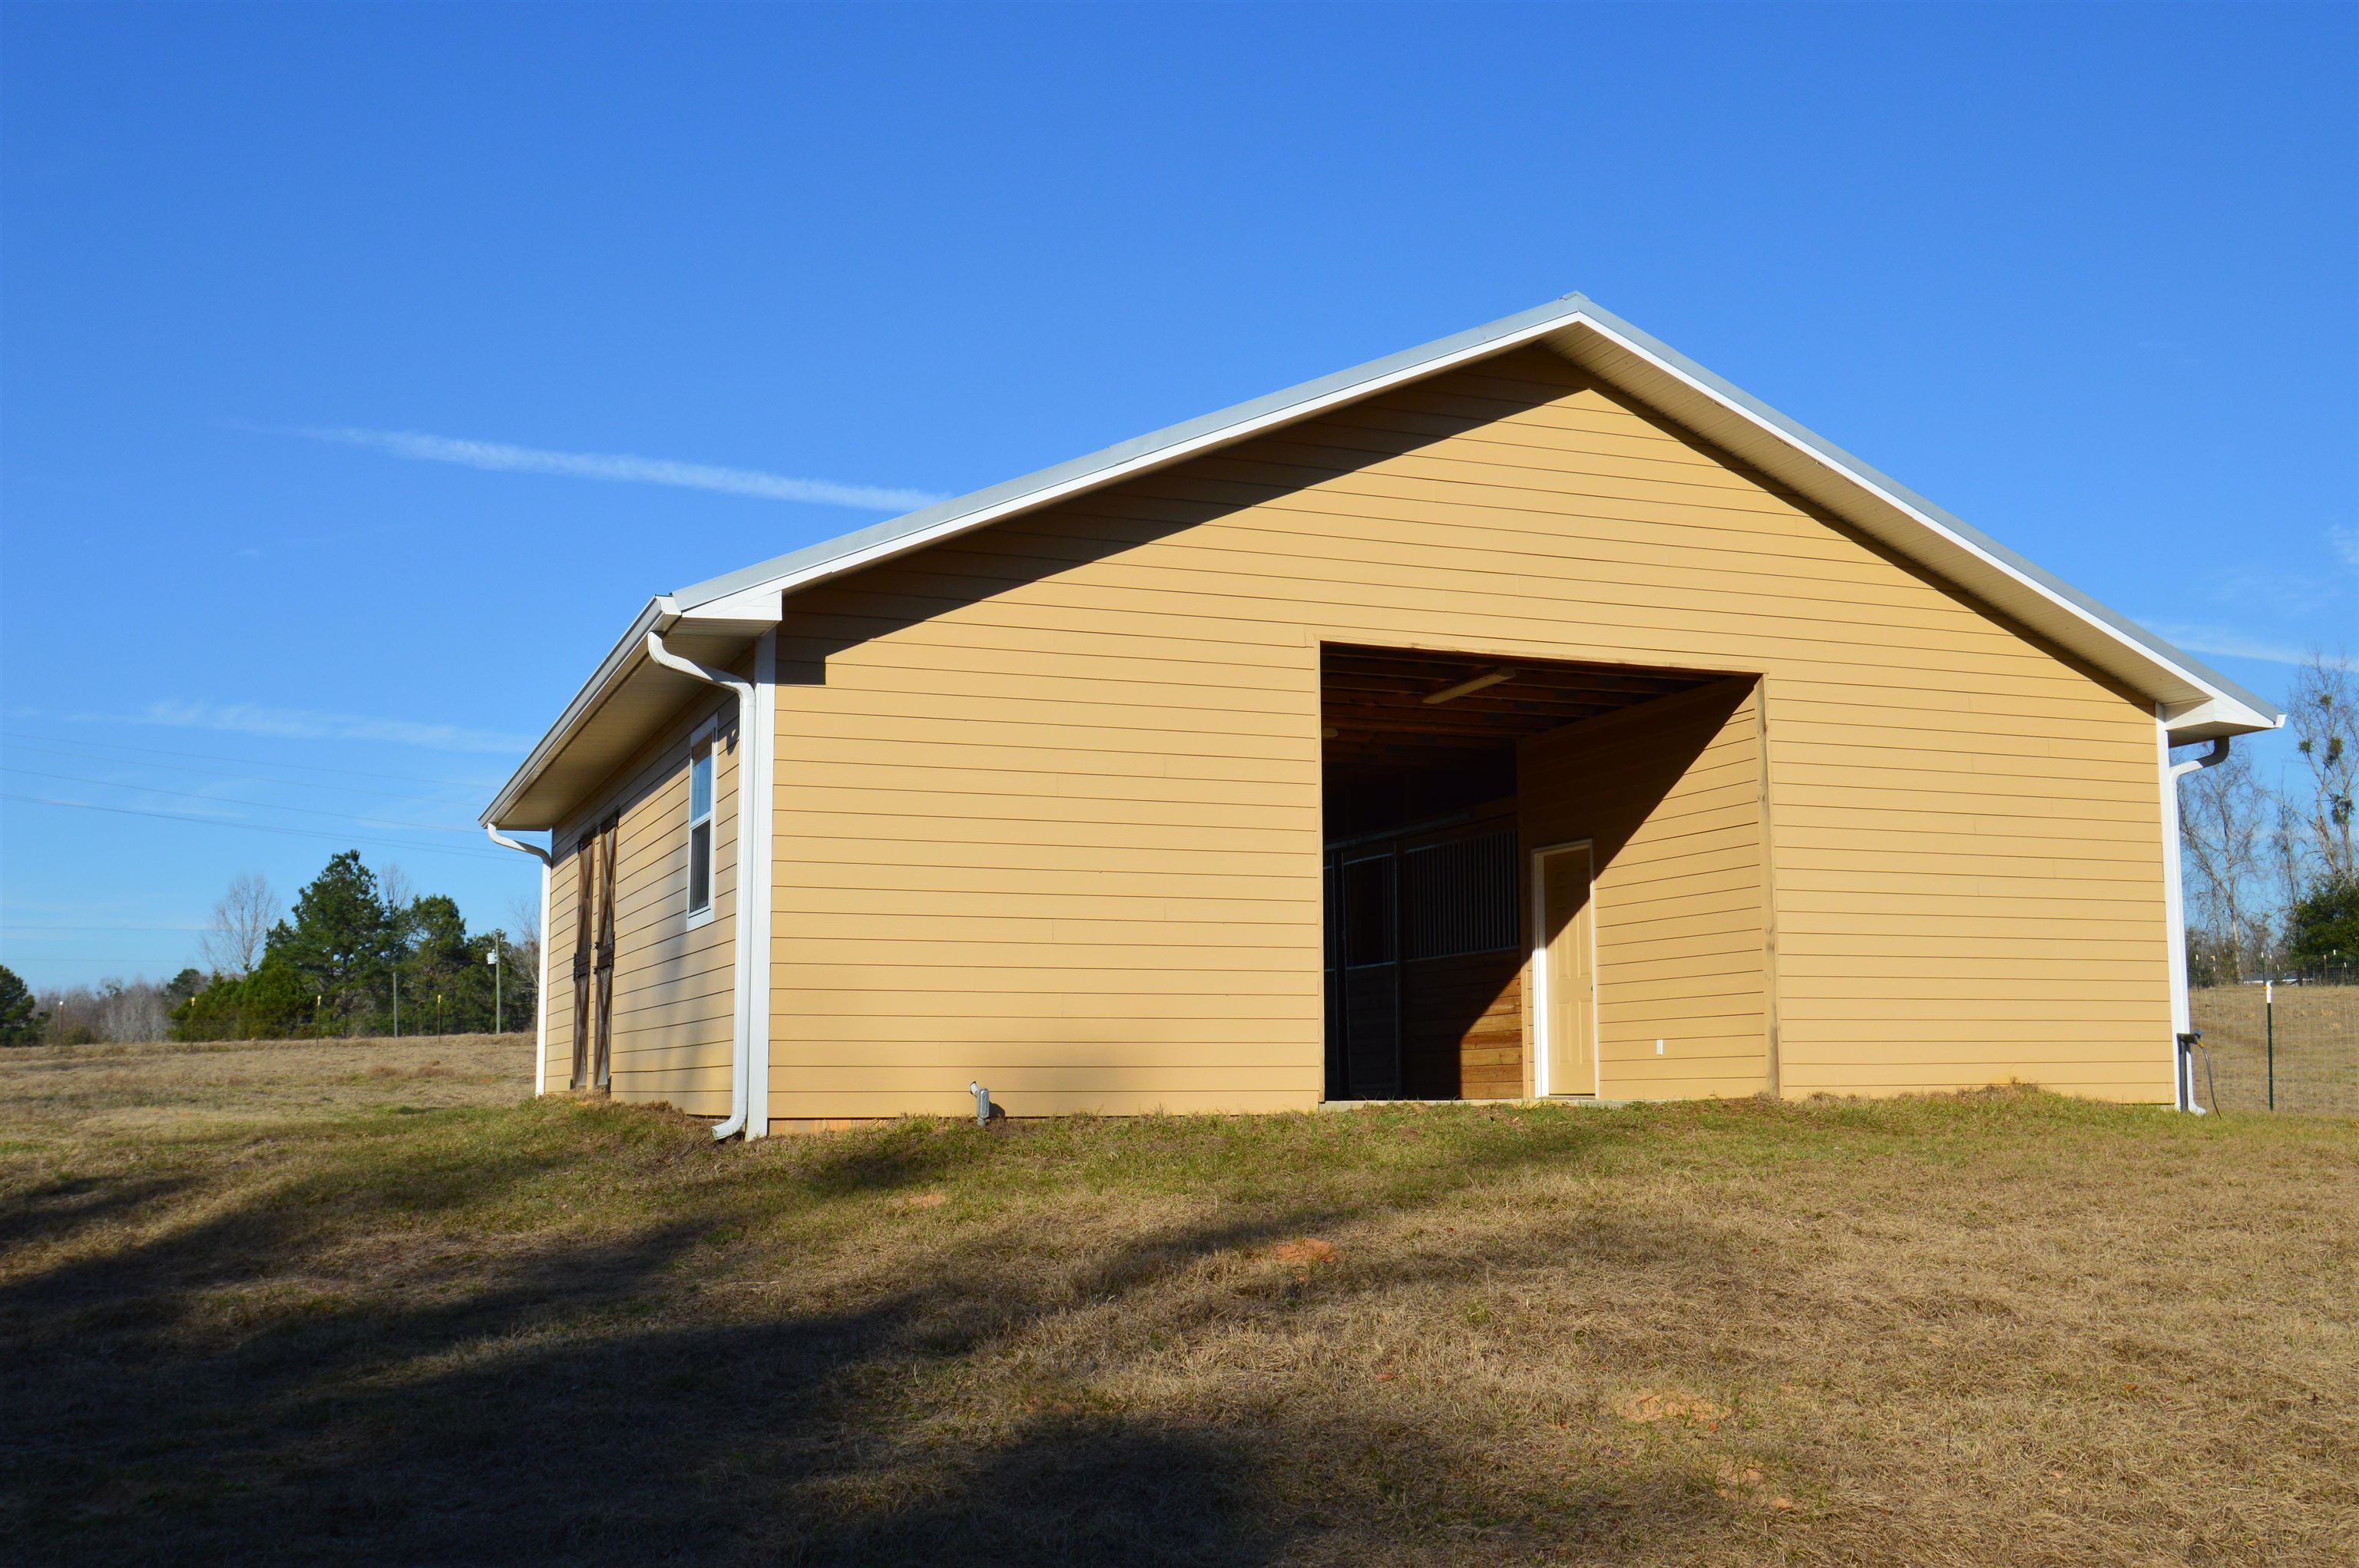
505,892,541,967
200,872,280,978
2265,818,2311,976
378,863,416,917
2179,747,2271,979
39,978,174,1043
2285,650,2357,886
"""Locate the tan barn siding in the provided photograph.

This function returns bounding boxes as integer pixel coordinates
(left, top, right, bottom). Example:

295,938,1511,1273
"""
766,346,2172,1118
554,682,743,1113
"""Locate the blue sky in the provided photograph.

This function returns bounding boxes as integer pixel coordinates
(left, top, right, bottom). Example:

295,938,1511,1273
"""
2,3,2353,991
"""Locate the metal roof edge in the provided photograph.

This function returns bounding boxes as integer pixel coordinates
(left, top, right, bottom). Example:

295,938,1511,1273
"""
479,595,669,829
1557,298,2282,726
492,290,2285,826
669,293,1599,609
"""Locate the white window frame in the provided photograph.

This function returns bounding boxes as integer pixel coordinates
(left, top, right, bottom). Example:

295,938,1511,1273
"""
684,719,720,930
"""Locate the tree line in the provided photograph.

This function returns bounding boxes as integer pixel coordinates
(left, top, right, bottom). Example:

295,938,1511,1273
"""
2179,652,2359,984
173,851,538,1040
0,850,540,1046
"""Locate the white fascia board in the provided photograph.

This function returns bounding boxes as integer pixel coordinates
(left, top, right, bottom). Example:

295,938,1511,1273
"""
676,585,785,627
667,297,1600,614
669,295,2279,744
479,590,787,831
1546,309,2283,744
498,293,2283,826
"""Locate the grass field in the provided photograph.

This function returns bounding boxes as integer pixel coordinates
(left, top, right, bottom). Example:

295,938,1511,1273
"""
2,1036,2354,1566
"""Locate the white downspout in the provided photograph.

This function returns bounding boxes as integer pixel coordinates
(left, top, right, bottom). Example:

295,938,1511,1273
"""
484,827,554,1094
2158,712,2230,1112
644,629,773,1141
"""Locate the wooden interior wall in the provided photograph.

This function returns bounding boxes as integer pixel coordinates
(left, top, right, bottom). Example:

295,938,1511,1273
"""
1518,680,1772,1098
1408,948,1523,1098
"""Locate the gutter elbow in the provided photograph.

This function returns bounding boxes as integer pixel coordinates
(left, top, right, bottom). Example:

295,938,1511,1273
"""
2170,735,2231,782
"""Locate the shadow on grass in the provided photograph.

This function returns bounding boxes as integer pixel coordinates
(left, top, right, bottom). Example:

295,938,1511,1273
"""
0,1101,1744,1566
0,1173,192,1254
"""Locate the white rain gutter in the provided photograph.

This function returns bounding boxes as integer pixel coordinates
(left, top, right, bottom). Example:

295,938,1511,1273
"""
2158,717,2231,1112
642,627,775,1141
484,827,555,1094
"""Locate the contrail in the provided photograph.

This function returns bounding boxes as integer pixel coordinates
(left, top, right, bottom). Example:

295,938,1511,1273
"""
286,426,945,511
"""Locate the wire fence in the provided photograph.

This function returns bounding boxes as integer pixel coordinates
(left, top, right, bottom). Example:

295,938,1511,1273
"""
2189,974,2359,1116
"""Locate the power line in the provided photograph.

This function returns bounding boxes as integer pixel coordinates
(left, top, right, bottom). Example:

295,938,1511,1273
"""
1,924,211,932
0,729,499,792
0,737,487,806
0,794,511,862
2,766,479,833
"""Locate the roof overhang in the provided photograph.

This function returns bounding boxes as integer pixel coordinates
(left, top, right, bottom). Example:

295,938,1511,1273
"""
485,293,2281,829
481,590,780,832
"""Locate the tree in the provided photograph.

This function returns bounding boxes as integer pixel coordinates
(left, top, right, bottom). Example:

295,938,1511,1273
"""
199,872,280,979
0,965,45,1047
507,892,541,974
2178,746,2271,979
398,892,494,1034
2285,876,2359,973
2285,650,2357,886
171,951,313,1042
269,851,392,1033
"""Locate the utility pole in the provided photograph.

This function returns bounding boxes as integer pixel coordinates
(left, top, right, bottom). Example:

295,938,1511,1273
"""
488,935,503,1035
392,968,399,1039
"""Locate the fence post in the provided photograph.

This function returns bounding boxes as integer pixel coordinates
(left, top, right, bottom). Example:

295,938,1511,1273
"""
2265,978,2275,1112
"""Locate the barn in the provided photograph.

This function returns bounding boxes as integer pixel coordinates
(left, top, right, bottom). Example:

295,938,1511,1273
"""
480,294,2281,1135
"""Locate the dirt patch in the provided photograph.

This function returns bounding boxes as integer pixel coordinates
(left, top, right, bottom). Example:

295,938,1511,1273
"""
1613,1388,1732,1425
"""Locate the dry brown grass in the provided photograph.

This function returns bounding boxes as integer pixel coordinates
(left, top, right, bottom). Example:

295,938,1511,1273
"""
2,1035,2354,1566
0,1032,532,1142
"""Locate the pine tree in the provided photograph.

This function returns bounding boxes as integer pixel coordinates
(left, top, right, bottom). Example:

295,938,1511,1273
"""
269,851,393,1033
0,964,47,1047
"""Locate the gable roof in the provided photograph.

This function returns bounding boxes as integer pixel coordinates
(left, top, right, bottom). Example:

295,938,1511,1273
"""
483,293,2281,830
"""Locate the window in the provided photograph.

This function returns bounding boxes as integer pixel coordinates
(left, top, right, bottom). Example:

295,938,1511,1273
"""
686,732,716,925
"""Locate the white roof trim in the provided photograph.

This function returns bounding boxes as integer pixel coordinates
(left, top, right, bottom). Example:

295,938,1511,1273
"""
486,293,2281,826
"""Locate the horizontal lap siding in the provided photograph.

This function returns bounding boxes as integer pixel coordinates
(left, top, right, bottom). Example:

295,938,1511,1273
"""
554,690,740,1116
767,346,2172,1117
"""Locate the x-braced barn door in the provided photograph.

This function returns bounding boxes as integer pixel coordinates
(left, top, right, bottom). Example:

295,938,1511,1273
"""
571,814,619,1090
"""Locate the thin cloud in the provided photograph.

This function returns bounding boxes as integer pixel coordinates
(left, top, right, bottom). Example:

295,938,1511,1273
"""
107,701,533,756
2332,525,2359,576
2149,623,2311,667
283,426,944,512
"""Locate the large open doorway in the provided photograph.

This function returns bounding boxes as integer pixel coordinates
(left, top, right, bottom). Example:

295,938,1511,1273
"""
1320,644,1733,1101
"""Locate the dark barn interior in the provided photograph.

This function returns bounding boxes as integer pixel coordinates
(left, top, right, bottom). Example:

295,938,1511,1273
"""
1320,643,1719,1100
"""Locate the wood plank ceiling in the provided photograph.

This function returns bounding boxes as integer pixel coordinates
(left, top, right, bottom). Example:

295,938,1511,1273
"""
1320,643,1723,783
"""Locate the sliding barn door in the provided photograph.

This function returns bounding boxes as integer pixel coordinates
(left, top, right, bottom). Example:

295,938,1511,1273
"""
569,813,620,1091
571,829,597,1090
591,813,617,1090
